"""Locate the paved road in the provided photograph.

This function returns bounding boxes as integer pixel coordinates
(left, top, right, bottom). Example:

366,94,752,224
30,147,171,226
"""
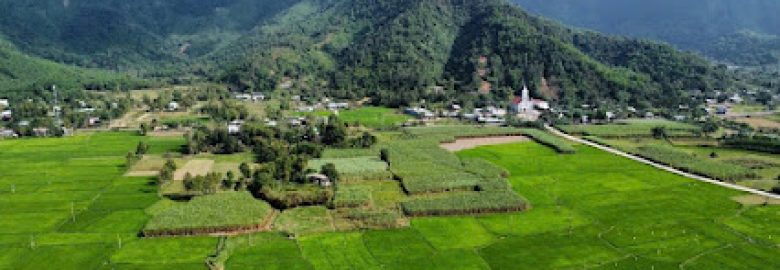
545,125,780,200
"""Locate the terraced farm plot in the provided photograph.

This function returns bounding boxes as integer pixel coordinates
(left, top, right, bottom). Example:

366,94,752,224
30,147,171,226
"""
307,157,390,181
143,192,275,236
561,119,701,137
173,159,214,180
3,128,780,269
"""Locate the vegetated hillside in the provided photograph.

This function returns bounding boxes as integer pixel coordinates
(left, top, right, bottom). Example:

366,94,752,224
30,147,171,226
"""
0,38,152,100
512,0,780,66
0,0,732,109
213,0,730,109
0,0,298,71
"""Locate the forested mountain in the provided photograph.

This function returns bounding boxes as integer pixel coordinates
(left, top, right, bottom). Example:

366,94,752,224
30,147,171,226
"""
0,37,152,100
210,0,730,109
0,0,734,109
0,0,297,71
512,0,780,66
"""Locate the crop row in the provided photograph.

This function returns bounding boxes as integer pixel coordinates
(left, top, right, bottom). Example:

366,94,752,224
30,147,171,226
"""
633,145,757,181
333,185,372,208
401,191,528,216
520,129,576,154
559,120,700,138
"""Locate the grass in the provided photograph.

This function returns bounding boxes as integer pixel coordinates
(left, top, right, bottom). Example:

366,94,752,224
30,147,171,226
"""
143,192,274,236
597,137,780,189
339,107,412,128
307,156,391,181
560,118,701,137
297,107,412,128
3,126,780,269
273,206,334,236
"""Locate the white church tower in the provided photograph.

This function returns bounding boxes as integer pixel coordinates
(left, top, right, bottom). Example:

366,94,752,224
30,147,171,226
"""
520,85,532,113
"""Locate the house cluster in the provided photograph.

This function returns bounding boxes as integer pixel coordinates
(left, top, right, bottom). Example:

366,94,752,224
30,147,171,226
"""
234,92,266,102
404,86,552,125
296,97,351,113
1,98,11,121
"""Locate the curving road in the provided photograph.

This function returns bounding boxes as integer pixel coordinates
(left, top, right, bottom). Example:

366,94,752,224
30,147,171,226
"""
545,125,780,200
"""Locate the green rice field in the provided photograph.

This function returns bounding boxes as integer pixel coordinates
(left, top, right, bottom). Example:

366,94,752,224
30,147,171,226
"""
1,129,779,269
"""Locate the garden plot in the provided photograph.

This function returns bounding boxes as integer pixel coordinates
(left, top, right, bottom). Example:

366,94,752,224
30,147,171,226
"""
173,159,214,180
308,157,390,181
143,192,275,236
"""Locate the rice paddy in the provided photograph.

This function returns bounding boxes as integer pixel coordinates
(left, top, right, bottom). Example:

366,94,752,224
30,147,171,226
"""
2,128,779,269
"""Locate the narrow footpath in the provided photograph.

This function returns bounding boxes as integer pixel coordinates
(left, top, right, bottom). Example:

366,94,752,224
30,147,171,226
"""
545,125,780,200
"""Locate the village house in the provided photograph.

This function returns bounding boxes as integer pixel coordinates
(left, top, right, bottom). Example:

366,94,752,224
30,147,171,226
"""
88,117,101,126
327,102,349,111
167,101,180,111
0,128,17,138
228,120,244,134
0,99,8,108
234,93,252,101
1,110,11,120
32,127,49,137
306,173,332,187
404,107,435,120
78,107,96,113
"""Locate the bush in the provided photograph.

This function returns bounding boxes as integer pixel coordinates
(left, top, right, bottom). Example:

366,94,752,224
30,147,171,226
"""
258,184,333,209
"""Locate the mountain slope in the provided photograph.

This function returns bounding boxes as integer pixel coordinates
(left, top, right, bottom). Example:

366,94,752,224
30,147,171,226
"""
213,0,729,109
0,0,298,71
512,0,780,66
0,38,151,100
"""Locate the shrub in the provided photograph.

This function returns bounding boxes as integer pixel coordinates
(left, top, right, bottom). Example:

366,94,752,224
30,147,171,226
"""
258,184,333,209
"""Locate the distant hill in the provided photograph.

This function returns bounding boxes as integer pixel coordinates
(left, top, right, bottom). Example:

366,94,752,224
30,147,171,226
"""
0,38,151,100
0,0,297,71
512,0,780,66
0,0,735,109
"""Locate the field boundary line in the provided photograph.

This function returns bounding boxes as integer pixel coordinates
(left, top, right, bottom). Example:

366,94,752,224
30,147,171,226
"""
545,125,780,200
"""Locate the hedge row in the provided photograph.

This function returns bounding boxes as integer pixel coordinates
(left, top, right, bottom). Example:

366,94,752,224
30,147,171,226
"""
401,191,528,216
521,129,576,154
634,145,756,181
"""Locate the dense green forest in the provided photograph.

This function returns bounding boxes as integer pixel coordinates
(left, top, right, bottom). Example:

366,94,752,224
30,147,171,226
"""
0,0,737,110
512,0,780,66
0,38,154,101
211,0,731,109
0,0,297,71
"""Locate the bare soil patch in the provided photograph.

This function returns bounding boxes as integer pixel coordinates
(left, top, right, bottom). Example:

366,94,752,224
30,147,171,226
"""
148,130,186,137
174,159,215,180
124,171,160,177
441,136,529,152
732,195,780,206
732,117,780,129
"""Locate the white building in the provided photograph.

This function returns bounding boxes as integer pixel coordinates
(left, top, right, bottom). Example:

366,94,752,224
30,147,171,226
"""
404,107,435,119
1,110,11,120
228,120,244,134
0,128,17,138
167,102,180,111
88,117,101,126
510,85,549,112
327,102,349,110
0,99,8,107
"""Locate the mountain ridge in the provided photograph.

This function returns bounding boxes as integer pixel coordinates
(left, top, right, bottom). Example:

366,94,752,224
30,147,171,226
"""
0,0,733,110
